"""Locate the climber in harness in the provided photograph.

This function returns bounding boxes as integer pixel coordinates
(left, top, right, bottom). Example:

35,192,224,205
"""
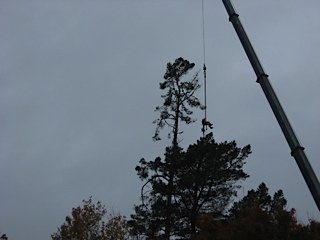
201,118,213,134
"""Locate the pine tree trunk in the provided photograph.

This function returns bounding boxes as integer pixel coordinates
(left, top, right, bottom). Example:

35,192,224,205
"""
190,213,197,236
164,84,180,240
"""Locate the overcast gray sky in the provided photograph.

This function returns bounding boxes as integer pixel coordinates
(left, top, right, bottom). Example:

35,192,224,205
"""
1,0,319,239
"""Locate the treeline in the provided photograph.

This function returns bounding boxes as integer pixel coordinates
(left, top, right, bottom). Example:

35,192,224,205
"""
48,183,320,240
2,58,319,239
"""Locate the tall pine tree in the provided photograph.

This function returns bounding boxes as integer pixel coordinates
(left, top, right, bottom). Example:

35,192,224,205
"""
129,57,251,239
130,57,202,239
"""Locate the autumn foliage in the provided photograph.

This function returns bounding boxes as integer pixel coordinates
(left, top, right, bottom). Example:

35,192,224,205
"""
51,197,129,240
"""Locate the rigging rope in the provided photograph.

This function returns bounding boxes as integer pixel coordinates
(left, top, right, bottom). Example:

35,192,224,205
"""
202,0,206,66
201,0,213,136
202,0,207,121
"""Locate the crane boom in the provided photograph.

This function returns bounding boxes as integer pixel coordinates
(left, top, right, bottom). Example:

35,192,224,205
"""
222,0,320,211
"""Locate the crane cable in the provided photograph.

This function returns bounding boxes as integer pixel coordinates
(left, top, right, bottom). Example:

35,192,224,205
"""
201,0,213,136
202,0,207,120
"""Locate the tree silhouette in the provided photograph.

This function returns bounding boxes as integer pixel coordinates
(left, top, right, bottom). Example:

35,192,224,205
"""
129,57,251,239
152,57,202,144
174,133,250,237
195,183,304,240
227,183,297,240
130,57,202,239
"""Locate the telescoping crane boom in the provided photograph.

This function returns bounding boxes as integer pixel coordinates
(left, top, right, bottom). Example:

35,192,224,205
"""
222,0,320,211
